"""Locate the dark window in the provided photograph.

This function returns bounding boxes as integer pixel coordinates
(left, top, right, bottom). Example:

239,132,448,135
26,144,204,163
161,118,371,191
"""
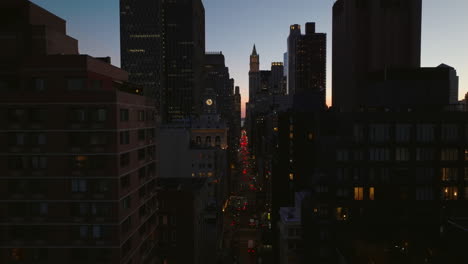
120,131,130,145
31,133,47,145
8,157,28,170
147,146,155,160
120,153,130,167
138,110,145,121
138,129,145,141
95,180,110,193
70,109,87,122
71,180,88,193
121,174,131,189
138,167,146,181
122,238,132,256
147,129,155,139
31,156,47,169
31,78,46,92
91,80,103,90
69,133,88,146
8,133,26,146
29,109,46,122
9,180,28,194
90,133,107,145
31,249,48,261
8,109,25,122
120,109,129,122
138,148,146,161
122,196,131,209
67,78,86,90
140,185,148,198
91,108,107,122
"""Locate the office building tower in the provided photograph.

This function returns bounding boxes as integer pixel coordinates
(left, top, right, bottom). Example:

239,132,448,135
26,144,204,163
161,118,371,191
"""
287,24,301,95
163,0,206,121
287,23,326,109
271,62,286,95
120,0,163,101
249,44,261,100
332,0,422,110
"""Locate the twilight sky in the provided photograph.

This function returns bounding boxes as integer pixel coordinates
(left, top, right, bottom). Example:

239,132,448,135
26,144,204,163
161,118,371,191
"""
31,0,468,116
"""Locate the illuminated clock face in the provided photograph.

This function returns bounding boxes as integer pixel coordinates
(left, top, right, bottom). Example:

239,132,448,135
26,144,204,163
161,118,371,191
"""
206,99,213,106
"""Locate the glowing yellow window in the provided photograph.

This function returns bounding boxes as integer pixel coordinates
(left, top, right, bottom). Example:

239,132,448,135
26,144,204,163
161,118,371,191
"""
289,173,294,180
369,187,375,200
354,187,364,200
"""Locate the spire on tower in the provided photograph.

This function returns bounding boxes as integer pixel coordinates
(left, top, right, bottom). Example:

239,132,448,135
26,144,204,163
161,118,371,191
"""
252,44,258,56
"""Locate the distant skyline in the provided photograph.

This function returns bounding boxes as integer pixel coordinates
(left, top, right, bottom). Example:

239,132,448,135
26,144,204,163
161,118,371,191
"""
30,0,468,116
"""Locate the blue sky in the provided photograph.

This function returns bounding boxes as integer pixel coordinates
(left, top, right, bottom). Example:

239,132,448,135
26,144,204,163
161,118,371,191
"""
31,0,468,114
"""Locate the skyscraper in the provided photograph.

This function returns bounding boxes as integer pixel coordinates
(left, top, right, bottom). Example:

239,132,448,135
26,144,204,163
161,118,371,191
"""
332,0,422,111
287,24,301,95
296,23,326,98
120,0,206,122
120,0,163,101
163,0,205,121
249,44,260,101
271,62,286,95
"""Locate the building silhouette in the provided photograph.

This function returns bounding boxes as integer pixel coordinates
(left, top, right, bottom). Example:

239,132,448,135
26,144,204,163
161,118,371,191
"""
120,0,163,102
120,0,205,122
0,1,158,263
162,0,205,121
332,0,422,111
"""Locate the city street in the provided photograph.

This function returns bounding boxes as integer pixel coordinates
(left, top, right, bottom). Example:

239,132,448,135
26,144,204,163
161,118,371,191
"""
220,130,272,264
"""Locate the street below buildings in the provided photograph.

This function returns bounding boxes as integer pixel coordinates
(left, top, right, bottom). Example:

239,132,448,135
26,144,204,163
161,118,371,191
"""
220,130,273,264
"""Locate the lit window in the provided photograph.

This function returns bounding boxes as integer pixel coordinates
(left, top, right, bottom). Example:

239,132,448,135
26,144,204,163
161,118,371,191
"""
442,187,458,200
336,207,348,221
289,133,294,139
73,156,88,169
441,168,458,182
354,187,364,200
273,127,278,132
369,187,375,200
289,173,294,180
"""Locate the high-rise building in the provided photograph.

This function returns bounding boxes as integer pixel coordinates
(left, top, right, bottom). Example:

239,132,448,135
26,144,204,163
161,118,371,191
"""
296,23,326,99
163,0,206,121
271,62,286,95
287,23,326,109
249,44,261,100
120,0,163,101
287,24,301,95
0,1,158,263
332,0,422,111
120,0,206,122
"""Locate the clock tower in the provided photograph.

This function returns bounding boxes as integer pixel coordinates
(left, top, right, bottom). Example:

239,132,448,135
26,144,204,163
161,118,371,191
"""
202,88,217,114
